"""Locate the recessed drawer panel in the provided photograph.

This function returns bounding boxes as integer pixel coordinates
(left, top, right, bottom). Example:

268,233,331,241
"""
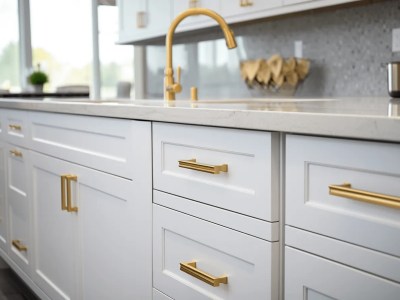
30,112,149,179
286,134,400,257
153,204,279,300
153,123,279,221
285,247,400,300
4,110,29,147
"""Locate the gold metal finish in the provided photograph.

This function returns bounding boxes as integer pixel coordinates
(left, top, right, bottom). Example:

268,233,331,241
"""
164,8,237,101
61,175,67,211
240,0,253,6
179,159,228,174
190,87,198,101
61,174,78,212
8,124,22,131
189,0,198,8
137,11,146,28
9,149,23,157
329,183,400,209
180,261,228,287
12,240,27,252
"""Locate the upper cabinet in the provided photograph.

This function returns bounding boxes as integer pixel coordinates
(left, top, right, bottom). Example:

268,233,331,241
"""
118,0,361,44
118,0,172,44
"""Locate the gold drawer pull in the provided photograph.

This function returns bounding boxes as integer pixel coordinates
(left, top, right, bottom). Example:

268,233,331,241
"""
240,0,253,7
329,183,400,209
10,149,23,157
9,124,22,131
61,174,78,212
178,159,228,174
12,240,27,252
137,11,146,28
180,261,228,287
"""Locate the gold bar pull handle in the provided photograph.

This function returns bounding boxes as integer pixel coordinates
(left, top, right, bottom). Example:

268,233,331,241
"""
9,124,22,131
10,149,23,157
12,240,28,252
329,183,400,209
137,11,146,28
180,261,228,287
178,159,228,174
66,175,78,212
61,175,68,211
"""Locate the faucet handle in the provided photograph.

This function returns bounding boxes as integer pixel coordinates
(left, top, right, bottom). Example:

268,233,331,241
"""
172,66,182,93
176,66,181,85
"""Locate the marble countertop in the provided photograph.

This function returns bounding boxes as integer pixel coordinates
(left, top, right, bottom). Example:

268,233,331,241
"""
1,97,400,142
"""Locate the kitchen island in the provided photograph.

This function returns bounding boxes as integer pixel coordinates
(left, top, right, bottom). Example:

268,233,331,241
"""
0,97,399,300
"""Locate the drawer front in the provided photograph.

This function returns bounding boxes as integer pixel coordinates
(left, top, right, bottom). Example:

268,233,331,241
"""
6,145,31,275
286,135,400,257
153,289,173,300
285,247,400,300
153,204,279,300
153,123,279,221
0,141,7,252
4,110,29,147
222,0,281,19
29,112,149,179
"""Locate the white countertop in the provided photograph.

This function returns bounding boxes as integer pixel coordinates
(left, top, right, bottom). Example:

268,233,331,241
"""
1,97,400,142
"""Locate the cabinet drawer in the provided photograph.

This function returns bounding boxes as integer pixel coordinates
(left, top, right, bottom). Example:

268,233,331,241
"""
286,135,400,257
6,145,31,275
222,0,281,20
4,110,29,147
29,112,149,179
153,204,279,300
285,247,400,299
153,123,279,221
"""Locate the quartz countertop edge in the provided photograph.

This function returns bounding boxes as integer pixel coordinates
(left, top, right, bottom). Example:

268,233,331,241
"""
0,98,399,142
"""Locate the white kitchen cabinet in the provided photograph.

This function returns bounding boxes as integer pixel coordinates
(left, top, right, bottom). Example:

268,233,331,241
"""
6,144,31,276
172,0,221,30
118,0,171,43
221,0,282,23
285,247,400,300
0,140,8,253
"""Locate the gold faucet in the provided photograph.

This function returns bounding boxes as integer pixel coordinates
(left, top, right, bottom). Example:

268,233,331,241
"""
164,8,237,101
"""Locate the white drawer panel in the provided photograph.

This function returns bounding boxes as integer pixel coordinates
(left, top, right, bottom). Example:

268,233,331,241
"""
153,123,279,221
222,0,281,19
153,204,279,300
30,112,148,179
4,110,29,147
0,110,4,138
286,134,400,257
285,247,400,299
153,289,173,300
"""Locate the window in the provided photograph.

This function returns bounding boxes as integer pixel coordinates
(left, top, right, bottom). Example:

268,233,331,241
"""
30,0,92,91
0,0,20,91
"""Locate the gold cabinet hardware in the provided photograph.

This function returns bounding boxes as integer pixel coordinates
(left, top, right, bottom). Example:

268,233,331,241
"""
12,240,27,252
61,174,78,212
9,149,23,157
180,261,228,287
8,124,22,131
240,0,253,7
329,183,400,209
179,159,228,174
137,11,146,28
189,0,199,8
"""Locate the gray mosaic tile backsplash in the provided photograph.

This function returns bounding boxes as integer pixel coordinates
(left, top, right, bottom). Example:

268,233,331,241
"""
146,0,400,99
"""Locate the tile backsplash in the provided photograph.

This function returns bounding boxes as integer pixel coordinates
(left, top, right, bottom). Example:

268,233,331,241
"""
146,0,400,99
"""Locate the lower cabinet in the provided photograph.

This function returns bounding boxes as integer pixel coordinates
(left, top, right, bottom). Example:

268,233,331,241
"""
0,141,7,252
285,246,400,300
153,204,279,300
30,149,152,300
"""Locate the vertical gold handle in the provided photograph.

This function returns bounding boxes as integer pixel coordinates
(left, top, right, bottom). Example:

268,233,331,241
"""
61,174,78,212
329,183,400,209
10,149,23,157
189,0,198,8
9,124,22,131
61,175,68,211
180,261,228,287
12,240,28,252
137,11,146,28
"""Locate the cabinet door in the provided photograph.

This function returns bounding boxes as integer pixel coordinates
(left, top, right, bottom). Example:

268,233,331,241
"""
118,0,171,43
6,145,31,275
172,0,221,28
221,0,282,22
30,152,79,300
285,247,400,299
0,141,7,252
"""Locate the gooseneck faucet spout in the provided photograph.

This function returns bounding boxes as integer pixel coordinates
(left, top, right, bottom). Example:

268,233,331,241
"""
164,8,237,101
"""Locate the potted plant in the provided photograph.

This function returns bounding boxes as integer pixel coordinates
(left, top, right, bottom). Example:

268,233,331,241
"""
28,64,48,93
